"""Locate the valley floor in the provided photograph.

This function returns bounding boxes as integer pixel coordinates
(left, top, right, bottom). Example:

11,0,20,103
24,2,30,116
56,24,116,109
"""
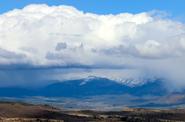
0,101,185,122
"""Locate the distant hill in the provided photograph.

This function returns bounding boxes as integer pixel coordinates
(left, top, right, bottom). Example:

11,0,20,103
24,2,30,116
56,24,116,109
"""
0,77,168,97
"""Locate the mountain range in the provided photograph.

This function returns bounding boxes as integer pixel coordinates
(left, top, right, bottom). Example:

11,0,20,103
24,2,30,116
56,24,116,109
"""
0,76,169,97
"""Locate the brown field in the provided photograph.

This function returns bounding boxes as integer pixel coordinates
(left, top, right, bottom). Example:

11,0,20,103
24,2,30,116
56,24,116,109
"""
0,101,185,122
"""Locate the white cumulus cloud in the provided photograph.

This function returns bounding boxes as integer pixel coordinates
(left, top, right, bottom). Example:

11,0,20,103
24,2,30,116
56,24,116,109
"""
0,4,185,88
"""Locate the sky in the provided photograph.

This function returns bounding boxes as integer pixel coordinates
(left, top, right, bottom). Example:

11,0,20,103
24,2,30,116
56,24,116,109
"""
0,0,185,17
0,0,185,90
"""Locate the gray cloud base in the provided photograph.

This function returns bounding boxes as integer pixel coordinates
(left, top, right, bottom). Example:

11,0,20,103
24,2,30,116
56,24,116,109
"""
0,4,185,89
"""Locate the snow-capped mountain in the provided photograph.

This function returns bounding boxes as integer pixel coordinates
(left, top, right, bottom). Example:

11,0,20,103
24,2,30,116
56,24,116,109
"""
73,76,152,87
43,77,167,97
0,76,168,97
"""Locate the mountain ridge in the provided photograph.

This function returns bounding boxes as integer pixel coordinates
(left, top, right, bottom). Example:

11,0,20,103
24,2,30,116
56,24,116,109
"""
0,77,169,97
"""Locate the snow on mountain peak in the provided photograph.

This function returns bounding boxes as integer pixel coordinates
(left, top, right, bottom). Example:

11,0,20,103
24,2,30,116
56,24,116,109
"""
79,76,99,85
78,76,159,87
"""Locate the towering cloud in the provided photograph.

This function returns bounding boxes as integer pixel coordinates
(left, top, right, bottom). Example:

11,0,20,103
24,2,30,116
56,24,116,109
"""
0,4,185,89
